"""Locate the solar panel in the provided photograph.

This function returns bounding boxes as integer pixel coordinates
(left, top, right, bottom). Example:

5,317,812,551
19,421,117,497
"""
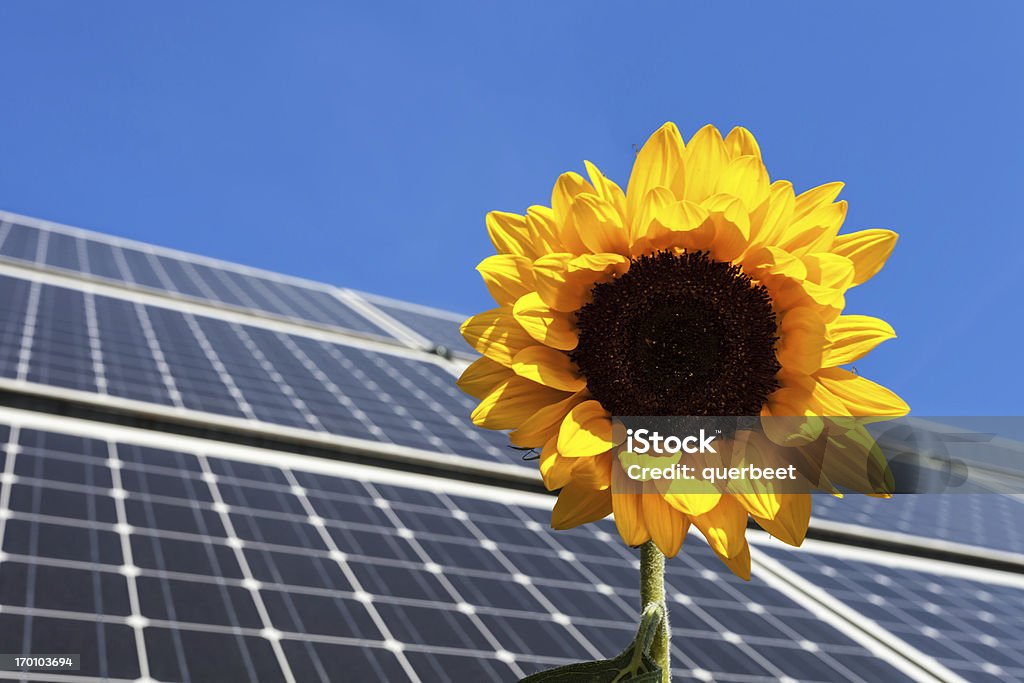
1,209,1021,683
810,493,1024,557
0,417,932,683
0,273,515,469
0,215,397,342
361,294,477,359
764,545,1024,682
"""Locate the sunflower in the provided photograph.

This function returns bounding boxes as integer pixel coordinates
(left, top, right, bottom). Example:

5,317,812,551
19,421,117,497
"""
458,122,908,579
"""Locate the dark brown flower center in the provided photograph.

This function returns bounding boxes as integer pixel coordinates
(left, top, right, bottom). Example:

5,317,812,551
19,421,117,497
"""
570,250,780,416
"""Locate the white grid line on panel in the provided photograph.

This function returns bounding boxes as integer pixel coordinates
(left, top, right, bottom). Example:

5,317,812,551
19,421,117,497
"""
230,323,323,432
358,479,528,677
272,468,424,682
0,261,433,363
182,313,258,421
194,453,298,683
0,426,20,564
82,292,108,395
751,547,963,683
105,440,152,680
14,281,42,383
274,331,389,441
0,220,13,252
334,289,432,349
430,490,606,663
130,303,185,409
364,353,505,460
0,209,348,297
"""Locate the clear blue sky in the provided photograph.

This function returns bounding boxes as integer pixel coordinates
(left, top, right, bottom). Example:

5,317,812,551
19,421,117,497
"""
1,2,1021,415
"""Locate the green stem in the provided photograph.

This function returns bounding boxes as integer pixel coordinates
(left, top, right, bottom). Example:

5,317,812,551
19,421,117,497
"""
640,541,671,682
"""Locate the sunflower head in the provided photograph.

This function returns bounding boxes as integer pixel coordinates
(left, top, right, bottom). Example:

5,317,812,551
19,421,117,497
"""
458,122,908,578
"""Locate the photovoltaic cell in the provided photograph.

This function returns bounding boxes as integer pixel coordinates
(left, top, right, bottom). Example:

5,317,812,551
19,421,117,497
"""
369,298,477,358
0,422,930,683
811,493,1024,557
766,546,1024,682
0,274,514,467
0,219,397,341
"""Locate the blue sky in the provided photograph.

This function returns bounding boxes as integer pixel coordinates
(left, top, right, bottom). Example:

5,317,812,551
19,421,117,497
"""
1,2,1021,415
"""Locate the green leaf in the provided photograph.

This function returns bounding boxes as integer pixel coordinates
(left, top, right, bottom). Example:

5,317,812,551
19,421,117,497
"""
517,650,662,683
517,603,664,683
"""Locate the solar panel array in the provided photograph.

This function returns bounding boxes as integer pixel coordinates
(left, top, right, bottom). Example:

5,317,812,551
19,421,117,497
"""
0,209,1020,683
0,420,932,683
764,546,1024,683
360,294,477,359
0,273,514,469
0,216,397,341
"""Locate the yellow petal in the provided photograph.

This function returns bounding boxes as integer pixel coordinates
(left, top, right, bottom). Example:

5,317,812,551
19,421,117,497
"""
815,368,909,417
572,193,630,255
776,307,826,375
552,481,611,529
513,292,578,350
533,252,629,313
519,206,558,254
802,253,855,290
539,435,577,491
511,346,587,392
477,254,535,306
702,195,752,261
612,464,650,546
642,489,688,558
645,199,710,252
584,160,627,220
691,495,748,559
457,356,513,400
626,122,685,224
750,180,795,248
471,376,570,430
744,245,807,284
557,400,613,458
573,450,613,490
806,381,853,417
779,200,848,255
715,155,770,213
460,307,535,366
724,126,762,159
752,494,811,546
486,211,534,259
823,315,896,367
717,539,752,580
551,172,593,255
793,181,844,220
682,124,729,203
831,229,898,286
664,491,721,517
510,390,586,448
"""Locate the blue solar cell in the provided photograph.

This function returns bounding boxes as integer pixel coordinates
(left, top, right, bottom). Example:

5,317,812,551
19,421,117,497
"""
26,285,97,392
144,306,247,417
119,247,169,289
145,627,286,683
0,275,32,378
812,493,1024,556
0,613,140,679
0,222,40,261
93,295,174,404
43,230,81,271
194,318,312,429
0,423,979,683
767,546,1024,682
154,253,211,299
83,237,126,279
372,299,476,356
